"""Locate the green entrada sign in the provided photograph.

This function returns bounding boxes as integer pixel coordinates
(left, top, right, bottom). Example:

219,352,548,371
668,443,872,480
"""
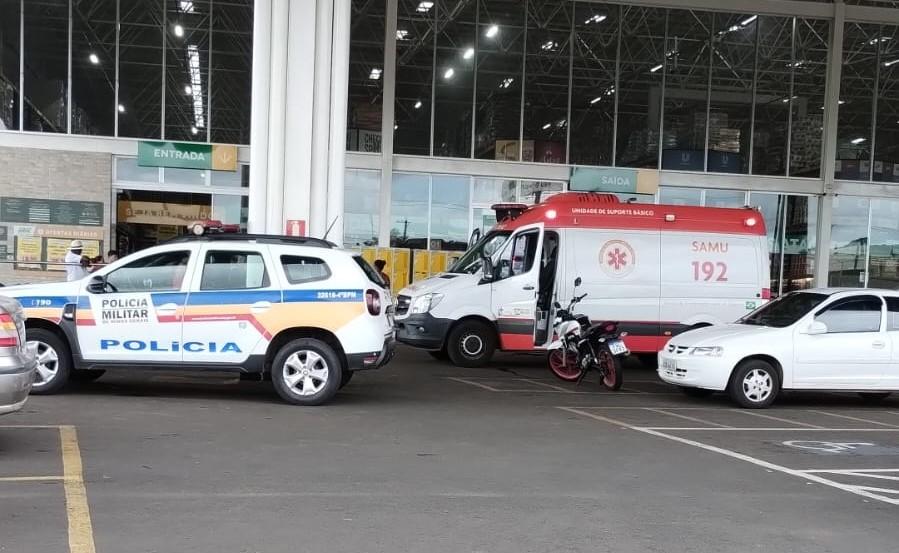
137,141,238,171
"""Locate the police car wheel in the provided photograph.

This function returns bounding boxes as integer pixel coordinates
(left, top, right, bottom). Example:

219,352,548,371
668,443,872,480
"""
271,338,341,406
26,329,71,395
446,320,496,368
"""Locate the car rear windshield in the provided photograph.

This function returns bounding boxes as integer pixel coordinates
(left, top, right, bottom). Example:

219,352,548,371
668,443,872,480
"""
738,292,829,328
353,255,386,287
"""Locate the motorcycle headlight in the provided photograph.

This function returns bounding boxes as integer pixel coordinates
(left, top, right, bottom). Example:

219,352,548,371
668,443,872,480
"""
690,346,723,357
410,293,444,314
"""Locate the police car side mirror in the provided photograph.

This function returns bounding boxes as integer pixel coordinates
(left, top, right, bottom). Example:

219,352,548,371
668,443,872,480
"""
87,275,107,294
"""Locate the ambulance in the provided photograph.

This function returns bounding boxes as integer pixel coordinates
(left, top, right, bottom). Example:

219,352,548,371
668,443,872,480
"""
394,192,769,367
3,233,395,406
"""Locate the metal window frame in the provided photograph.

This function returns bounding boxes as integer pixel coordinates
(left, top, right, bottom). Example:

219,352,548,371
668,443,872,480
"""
18,0,23,131
67,0,72,134
114,0,120,137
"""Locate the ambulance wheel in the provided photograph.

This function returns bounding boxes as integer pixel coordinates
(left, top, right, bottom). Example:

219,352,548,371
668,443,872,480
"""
71,369,106,383
26,329,71,395
271,338,341,406
339,370,354,389
446,320,496,368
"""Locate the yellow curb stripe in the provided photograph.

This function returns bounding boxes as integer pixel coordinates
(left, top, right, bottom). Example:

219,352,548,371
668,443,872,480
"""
60,426,96,553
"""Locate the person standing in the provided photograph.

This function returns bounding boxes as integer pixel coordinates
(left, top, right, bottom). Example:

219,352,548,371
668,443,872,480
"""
65,240,87,281
373,259,391,288
106,250,119,263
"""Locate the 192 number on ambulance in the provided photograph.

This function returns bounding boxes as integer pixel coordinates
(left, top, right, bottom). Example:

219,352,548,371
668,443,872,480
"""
692,261,728,282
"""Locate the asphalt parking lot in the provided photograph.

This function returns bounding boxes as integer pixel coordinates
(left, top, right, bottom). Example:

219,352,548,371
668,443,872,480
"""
2,347,899,553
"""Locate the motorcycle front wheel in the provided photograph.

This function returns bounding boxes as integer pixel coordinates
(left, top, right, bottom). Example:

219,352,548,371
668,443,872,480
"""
598,346,624,391
548,349,582,382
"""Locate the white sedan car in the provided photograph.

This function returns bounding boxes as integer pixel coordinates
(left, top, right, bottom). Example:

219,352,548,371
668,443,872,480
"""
658,289,898,408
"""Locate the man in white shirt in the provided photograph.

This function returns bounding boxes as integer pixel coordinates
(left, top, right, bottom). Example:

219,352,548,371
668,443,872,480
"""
65,240,86,282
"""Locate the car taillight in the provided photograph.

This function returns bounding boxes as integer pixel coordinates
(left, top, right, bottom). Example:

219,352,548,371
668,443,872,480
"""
0,312,19,347
365,289,381,316
761,288,771,300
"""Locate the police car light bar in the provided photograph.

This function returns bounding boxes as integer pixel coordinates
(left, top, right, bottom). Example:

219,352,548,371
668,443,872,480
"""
187,219,241,236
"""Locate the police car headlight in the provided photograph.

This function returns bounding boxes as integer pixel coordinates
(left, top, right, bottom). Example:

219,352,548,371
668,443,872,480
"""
690,346,723,357
410,293,444,314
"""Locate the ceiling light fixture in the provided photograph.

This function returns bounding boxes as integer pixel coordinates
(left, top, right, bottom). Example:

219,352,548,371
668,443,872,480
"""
851,137,867,144
444,67,455,79
186,44,205,129
184,85,193,94
191,126,198,135
499,77,514,89
884,58,899,67
590,96,602,104
741,15,758,26
414,100,422,109
369,68,382,80
88,53,99,64
650,64,663,73
416,1,434,13
585,14,607,25
463,47,474,59
485,24,499,38
542,123,551,130
179,1,194,13
541,41,557,51
117,104,125,113
173,24,184,37
396,29,409,40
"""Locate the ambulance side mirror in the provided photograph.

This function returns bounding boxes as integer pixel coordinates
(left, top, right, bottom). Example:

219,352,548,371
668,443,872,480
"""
479,256,495,284
87,275,107,294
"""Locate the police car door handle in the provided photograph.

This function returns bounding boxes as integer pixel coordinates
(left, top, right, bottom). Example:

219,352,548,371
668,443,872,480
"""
250,301,272,312
156,303,178,314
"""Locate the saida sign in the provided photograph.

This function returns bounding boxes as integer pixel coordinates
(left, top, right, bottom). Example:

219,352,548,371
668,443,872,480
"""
137,141,238,171
569,166,659,195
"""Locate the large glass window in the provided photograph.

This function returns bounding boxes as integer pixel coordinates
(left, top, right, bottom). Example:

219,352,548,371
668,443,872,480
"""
829,196,870,287
616,6,665,168
659,187,701,205
347,0,386,153
344,169,381,247
874,25,899,183
867,197,899,289
704,189,746,208
23,0,69,133
390,172,430,248
71,0,116,136
790,18,827,178
0,0,21,131
522,1,570,163
118,0,163,138
433,0,476,157
430,175,470,250
210,0,252,144
165,0,209,141
661,10,711,172
474,0,524,161
836,23,878,181
394,0,435,156
752,16,791,176
708,12,755,174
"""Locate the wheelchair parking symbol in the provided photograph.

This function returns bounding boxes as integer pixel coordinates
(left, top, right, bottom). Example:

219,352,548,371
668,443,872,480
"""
782,440,875,454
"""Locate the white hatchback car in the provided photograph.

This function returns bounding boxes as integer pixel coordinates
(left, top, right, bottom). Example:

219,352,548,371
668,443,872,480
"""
658,289,899,408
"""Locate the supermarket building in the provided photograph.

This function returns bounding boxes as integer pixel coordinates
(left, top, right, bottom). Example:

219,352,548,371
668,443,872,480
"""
1,0,899,294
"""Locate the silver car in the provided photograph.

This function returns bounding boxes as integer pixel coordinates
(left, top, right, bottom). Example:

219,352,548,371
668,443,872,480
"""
0,296,36,415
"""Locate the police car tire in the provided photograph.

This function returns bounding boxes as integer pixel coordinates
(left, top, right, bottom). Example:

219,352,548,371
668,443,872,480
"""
71,369,106,383
271,338,342,406
27,329,71,395
339,370,354,389
446,320,496,368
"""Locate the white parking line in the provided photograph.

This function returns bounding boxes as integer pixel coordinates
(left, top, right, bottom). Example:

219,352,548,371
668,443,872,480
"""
800,470,899,482
515,378,574,393
645,408,734,428
557,406,899,506
444,377,502,392
806,410,899,428
642,427,899,432
732,409,826,429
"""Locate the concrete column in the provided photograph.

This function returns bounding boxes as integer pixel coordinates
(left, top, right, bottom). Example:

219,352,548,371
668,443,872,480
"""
309,0,334,239
248,0,272,233
248,0,351,240
326,0,352,244
377,0,398,247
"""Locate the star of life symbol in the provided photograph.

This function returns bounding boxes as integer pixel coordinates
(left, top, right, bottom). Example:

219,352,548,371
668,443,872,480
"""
599,240,636,277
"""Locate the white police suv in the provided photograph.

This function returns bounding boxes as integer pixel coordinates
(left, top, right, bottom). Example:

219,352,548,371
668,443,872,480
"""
3,233,395,406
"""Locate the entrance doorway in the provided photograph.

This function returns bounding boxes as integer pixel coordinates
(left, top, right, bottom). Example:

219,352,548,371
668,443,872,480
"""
115,190,214,254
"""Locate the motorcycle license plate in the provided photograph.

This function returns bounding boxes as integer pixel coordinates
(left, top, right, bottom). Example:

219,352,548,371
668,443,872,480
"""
607,339,628,356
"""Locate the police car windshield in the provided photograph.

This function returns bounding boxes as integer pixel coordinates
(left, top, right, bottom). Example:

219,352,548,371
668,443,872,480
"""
448,231,511,274
738,291,828,328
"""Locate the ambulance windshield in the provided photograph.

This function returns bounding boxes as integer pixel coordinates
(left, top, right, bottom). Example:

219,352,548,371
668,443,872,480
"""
448,231,511,274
